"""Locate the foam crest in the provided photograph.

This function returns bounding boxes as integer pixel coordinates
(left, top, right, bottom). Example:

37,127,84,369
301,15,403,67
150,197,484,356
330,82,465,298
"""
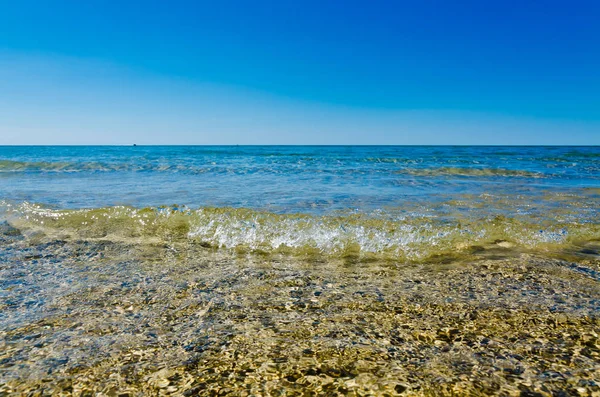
1,202,597,262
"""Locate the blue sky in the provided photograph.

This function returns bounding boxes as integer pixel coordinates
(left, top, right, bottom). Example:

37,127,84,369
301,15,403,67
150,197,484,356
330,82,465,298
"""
0,0,599,144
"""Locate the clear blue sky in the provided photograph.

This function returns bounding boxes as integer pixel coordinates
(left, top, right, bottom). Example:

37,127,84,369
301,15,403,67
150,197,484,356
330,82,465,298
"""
0,0,598,144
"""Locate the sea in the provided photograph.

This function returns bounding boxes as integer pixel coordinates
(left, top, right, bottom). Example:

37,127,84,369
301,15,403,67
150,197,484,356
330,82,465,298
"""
0,145,598,261
1,146,599,395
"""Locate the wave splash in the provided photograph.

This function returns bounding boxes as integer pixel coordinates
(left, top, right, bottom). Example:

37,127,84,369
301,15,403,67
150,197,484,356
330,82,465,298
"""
2,202,597,262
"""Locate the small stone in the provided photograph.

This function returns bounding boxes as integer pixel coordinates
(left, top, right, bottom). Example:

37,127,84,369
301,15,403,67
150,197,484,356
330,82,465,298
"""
556,313,568,324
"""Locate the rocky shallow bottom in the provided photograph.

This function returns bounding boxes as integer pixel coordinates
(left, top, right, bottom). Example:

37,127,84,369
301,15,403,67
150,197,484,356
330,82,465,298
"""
0,237,599,396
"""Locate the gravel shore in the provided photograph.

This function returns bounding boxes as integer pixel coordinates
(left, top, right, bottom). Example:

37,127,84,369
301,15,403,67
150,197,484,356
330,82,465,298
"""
1,238,599,396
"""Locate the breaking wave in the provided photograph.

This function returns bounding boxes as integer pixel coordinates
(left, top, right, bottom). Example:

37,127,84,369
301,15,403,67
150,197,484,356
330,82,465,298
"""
2,202,598,262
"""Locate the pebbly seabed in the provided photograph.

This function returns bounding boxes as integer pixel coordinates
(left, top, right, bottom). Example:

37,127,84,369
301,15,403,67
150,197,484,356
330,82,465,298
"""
1,234,599,396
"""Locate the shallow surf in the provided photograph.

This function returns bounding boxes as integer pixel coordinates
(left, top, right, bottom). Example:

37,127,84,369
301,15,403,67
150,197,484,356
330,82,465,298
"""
1,146,599,395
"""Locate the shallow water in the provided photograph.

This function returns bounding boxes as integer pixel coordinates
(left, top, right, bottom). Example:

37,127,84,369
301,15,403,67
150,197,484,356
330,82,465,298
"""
1,146,599,261
0,146,599,212
0,146,599,395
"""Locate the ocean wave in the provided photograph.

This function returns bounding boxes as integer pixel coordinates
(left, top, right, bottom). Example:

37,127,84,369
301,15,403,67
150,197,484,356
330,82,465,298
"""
0,159,551,179
0,160,216,174
2,202,597,262
397,167,546,178
0,160,86,172
0,159,131,172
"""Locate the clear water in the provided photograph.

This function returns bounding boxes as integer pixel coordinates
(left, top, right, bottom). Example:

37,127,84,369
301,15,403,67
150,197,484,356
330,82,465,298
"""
0,146,598,261
0,145,598,212
1,146,600,395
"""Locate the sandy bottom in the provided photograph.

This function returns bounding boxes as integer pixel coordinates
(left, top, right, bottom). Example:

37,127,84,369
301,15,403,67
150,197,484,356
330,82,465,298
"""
1,237,599,396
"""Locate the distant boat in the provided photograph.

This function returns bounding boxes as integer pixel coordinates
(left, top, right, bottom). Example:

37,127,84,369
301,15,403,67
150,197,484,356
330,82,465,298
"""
133,144,137,147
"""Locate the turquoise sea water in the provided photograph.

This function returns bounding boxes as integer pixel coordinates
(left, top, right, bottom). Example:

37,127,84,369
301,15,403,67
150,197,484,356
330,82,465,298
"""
0,145,598,260
0,145,599,210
